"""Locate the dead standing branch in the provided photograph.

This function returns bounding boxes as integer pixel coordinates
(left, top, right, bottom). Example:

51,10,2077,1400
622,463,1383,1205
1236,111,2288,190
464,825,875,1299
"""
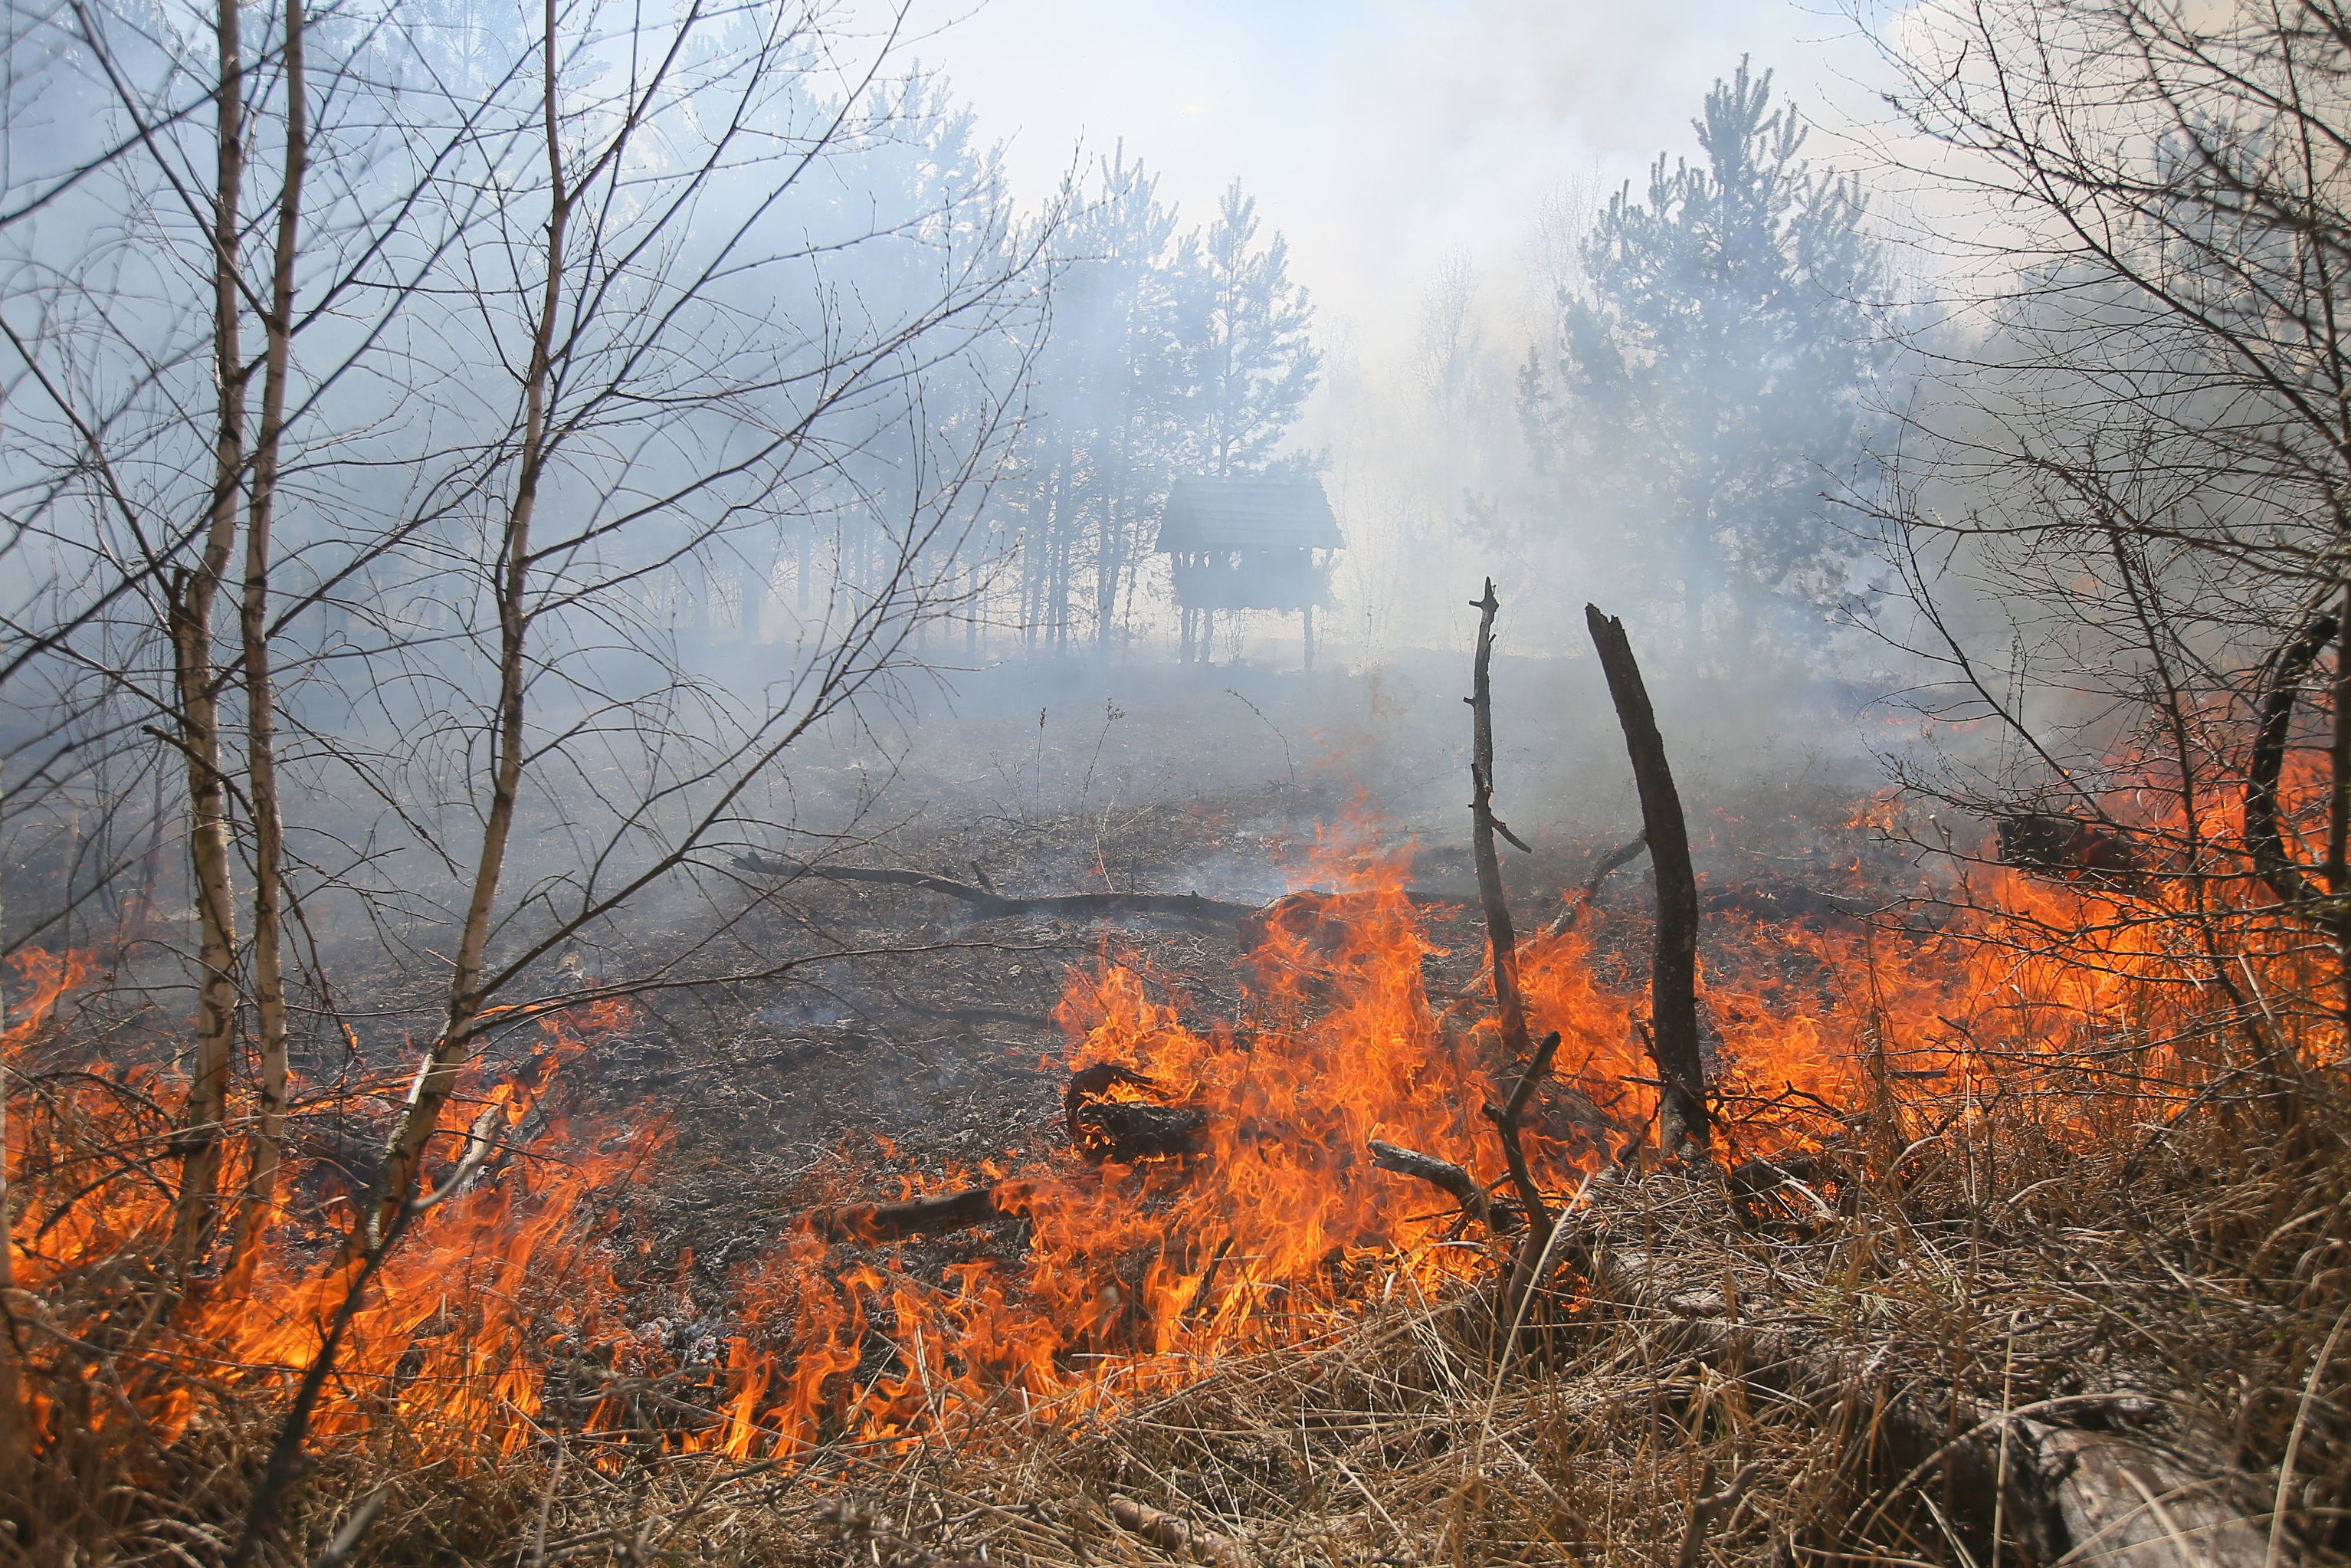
1585,604,1709,1162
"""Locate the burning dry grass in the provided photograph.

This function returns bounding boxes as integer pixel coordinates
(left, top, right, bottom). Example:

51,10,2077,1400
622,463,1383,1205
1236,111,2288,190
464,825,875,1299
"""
5,803,2351,1566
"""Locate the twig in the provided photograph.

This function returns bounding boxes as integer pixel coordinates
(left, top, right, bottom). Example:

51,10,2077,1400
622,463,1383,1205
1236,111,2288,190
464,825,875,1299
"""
408,1105,501,1213
309,1487,387,1568
1546,832,1648,937
1485,1030,1563,1324
1465,581,1532,1060
1672,1461,1759,1568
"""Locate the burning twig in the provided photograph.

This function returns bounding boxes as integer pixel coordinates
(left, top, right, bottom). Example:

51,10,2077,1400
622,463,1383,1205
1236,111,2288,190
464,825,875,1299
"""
1487,1030,1562,1325
1584,605,1710,1162
1109,1496,1250,1568
409,1105,502,1214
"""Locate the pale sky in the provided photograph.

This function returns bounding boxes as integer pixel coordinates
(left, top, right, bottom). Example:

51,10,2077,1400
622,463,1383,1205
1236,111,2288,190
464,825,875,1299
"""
913,0,1896,340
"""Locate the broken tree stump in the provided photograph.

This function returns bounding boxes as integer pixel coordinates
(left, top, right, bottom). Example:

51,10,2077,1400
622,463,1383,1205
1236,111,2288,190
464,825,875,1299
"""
1585,604,1709,1162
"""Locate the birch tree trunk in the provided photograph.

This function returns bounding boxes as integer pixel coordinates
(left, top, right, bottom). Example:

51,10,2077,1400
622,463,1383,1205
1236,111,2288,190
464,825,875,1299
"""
167,0,251,1271
227,0,306,1284
363,0,566,1247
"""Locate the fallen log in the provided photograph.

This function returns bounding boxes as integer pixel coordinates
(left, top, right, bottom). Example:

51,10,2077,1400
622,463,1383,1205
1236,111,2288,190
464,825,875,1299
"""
1064,1063,1212,1162
732,855,1260,928
812,1185,1010,1242
1071,1101,1208,1162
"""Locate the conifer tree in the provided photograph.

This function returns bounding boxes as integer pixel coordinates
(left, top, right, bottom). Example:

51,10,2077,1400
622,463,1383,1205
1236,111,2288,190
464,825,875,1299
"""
1184,179,1321,478
1533,60,1892,660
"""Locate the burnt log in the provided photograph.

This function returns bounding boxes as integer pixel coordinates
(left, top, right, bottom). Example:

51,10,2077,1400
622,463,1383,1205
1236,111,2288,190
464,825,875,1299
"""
1994,811,2149,897
1071,1101,1209,1163
1700,880,1874,927
1065,1062,1210,1162
732,855,1259,929
812,1185,1012,1242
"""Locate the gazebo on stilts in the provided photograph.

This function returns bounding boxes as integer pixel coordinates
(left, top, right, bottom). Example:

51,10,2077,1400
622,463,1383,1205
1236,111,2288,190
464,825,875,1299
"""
1156,475,1343,668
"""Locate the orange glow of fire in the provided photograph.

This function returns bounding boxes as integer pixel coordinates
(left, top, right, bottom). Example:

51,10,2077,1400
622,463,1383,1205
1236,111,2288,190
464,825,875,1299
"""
8,777,2336,1471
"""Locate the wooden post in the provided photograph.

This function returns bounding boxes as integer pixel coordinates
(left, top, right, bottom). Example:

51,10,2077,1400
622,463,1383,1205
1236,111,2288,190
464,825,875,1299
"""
1302,604,1315,672
1585,604,1710,1162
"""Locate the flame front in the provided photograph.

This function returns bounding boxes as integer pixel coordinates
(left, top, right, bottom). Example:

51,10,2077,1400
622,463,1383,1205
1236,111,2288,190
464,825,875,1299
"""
7,782,2331,1470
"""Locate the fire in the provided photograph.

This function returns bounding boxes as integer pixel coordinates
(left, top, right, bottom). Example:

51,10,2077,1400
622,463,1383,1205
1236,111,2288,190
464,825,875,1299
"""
6,777,2333,1475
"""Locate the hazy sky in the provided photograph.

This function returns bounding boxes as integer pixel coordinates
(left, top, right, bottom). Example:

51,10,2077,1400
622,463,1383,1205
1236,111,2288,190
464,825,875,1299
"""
919,0,1894,340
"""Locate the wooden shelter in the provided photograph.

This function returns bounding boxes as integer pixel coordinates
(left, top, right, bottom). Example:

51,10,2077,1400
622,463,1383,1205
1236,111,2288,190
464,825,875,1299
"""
1155,475,1343,666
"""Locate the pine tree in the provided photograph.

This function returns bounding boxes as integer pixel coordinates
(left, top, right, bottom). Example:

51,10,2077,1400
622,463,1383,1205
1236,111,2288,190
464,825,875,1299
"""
1542,59,1892,660
1183,179,1320,477
1004,151,1192,652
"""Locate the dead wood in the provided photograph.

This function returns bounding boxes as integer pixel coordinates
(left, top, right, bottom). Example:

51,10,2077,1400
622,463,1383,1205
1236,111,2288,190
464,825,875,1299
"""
1487,1029,1562,1326
1994,811,2150,899
1368,1139,1503,1231
1671,1459,1759,1568
1064,1064,1212,1162
1071,1101,1209,1162
812,1186,1011,1242
2248,613,2340,917
732,855,1259,927
1699,880,1874,927
1584,605,1709,1161
887,993,1054,1032
1546,832,1648,937
1465,582,1533,1061
1109,1495,1250,1568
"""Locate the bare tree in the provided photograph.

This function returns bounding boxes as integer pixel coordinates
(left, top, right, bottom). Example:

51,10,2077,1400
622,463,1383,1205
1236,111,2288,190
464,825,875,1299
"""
1861,0,2351,1061
1,0,1044,1292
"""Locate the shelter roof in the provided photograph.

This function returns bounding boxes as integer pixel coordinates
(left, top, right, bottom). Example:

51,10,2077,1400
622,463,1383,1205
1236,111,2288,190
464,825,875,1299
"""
1155,475,1343,553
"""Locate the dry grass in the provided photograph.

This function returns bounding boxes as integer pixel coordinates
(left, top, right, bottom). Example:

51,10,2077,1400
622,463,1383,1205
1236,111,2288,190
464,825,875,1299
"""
12,1069,2311,1568
9,908,2351,1566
